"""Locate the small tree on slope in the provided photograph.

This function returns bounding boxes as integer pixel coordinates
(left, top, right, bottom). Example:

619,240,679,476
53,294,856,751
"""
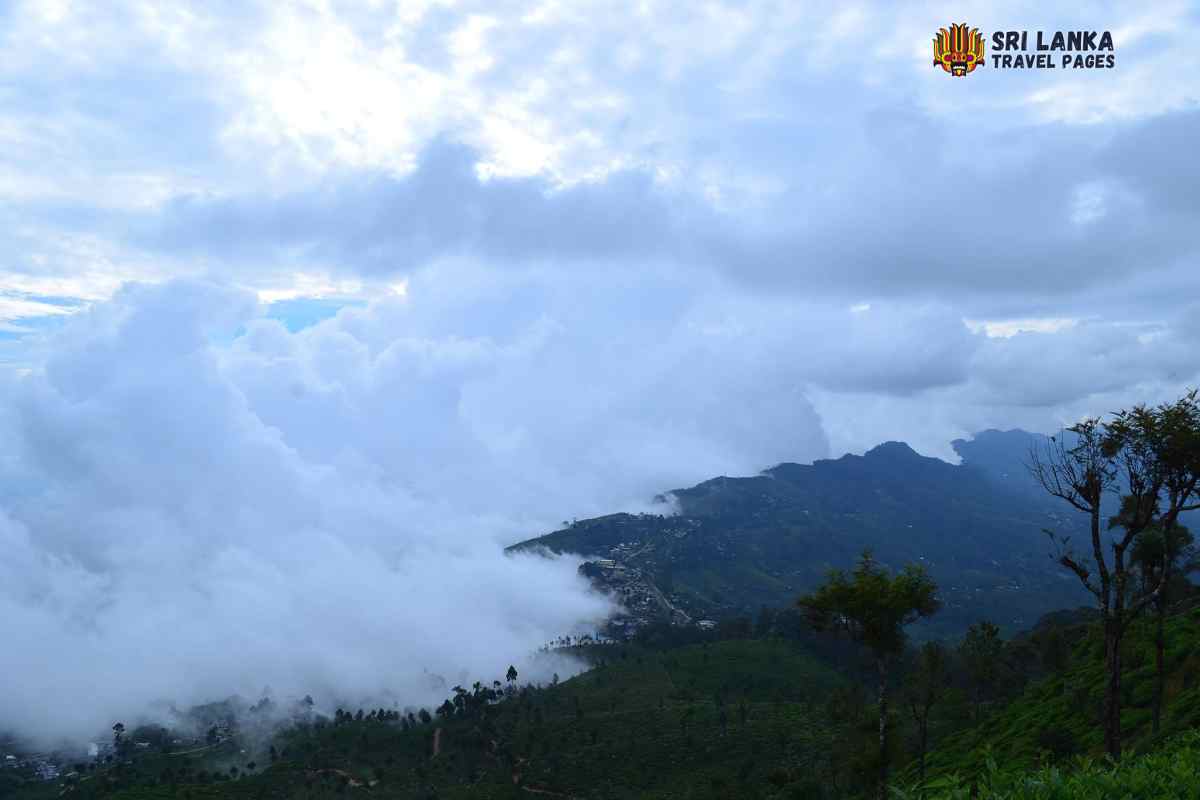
798,550,940,800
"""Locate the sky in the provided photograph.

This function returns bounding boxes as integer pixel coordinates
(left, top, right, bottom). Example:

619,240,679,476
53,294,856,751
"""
2,0,1200,742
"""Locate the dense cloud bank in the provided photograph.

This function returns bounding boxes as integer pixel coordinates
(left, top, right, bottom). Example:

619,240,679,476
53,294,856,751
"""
0,281,628,744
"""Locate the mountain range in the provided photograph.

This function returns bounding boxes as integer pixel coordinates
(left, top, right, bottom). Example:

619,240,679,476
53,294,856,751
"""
509,429,1097,638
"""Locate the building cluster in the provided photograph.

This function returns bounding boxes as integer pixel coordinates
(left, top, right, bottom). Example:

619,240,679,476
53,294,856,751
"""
2,752,62,781
579,554,692,637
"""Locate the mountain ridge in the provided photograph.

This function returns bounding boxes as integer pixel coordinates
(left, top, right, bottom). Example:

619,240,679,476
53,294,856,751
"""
509,429,1090,638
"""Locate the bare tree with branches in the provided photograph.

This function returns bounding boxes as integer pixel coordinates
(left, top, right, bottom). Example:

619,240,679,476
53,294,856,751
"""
1027,390,1200,759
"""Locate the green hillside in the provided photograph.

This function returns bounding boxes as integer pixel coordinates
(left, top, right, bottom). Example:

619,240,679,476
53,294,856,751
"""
908,602,1200,787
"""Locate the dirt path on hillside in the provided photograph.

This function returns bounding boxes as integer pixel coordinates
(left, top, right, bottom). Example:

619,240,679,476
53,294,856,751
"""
166,741,229,758
521,785,580,798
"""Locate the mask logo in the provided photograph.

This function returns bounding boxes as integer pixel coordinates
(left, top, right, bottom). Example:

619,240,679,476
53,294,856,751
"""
934,24,985,76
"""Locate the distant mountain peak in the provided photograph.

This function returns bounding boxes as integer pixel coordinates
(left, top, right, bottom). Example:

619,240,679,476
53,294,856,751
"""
951,428,1040,457
951,428,1043,485
863,440,923,461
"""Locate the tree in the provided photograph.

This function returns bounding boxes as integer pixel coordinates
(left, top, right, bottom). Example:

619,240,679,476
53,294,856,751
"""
797,550,940,800
904,641,948,784
1130,521,1197,733
506,665,519,685
959,621,1003,721
1028,391,1200,759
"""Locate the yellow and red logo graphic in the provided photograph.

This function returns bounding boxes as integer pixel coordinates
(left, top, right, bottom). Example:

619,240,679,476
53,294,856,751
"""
933,24,985,76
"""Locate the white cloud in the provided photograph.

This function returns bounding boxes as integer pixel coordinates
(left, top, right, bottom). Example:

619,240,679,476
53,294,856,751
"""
964,317,1080,338
0,295,77,326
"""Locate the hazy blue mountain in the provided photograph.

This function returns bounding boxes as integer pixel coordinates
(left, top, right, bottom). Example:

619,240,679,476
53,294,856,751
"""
951,428,1046,493
953,427,1200,531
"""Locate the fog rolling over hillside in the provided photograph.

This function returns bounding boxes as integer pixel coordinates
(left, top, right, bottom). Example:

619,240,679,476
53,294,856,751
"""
0,282,620,745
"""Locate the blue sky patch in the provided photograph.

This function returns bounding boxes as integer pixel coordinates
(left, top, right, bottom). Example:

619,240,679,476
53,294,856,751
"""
266,297,363,332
